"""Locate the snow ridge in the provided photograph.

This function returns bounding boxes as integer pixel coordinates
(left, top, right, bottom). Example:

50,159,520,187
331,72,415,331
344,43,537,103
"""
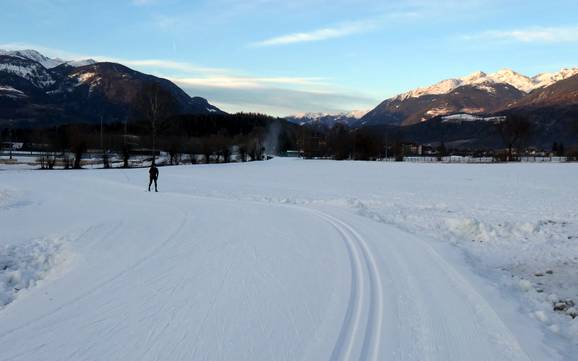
395,68,578,100
0,61,55,88
0,49,96,69
291,110,368,120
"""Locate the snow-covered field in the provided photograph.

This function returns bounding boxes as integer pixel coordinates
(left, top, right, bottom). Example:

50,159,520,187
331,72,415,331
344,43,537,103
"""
1,159,577,360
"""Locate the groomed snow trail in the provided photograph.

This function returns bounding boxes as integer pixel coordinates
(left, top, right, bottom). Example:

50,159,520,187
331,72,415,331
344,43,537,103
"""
309,210,384,361
306,207,540,361
0,160,562,361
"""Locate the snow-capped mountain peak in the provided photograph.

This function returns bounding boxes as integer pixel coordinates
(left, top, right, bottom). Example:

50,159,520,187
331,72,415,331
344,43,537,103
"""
0,49,95,69
65,59,97,67
461,71,487,83
395,67,578,100
291,110,367,120
286,110,368,128
487,69,535,93
532,68,578,88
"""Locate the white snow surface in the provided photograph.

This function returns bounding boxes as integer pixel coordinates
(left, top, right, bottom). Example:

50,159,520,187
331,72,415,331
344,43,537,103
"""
395,68,578,100
1,159,577,360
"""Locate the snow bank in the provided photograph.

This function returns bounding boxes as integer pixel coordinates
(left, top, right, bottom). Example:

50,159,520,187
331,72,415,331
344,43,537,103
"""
0,238,69,309
342,198,578,344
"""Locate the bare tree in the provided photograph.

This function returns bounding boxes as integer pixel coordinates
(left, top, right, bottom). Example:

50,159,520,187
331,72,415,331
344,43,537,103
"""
186,138,202,164
238,144,247,162
437,141,447,161
121,144,131,168
63,153,73,169
327,124,352,160
200,137,215,164
496,114,532,161
67,126,88,169
135,83,177,160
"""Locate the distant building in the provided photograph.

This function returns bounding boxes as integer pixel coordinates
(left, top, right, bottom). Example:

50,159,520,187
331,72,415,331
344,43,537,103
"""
283,150,300,158
2,142,24,150
402,143,422,156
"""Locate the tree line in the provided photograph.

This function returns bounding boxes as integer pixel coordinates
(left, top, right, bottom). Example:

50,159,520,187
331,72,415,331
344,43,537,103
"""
2,81,577,165
1,83,299,169
3,114,296,169
298,114,578,161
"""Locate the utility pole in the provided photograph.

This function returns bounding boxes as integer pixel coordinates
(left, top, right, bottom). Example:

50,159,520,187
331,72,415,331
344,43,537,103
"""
100,116,104,151
100,116,104,167
152,115,156,163
9,119,13,160
124,117,128,147
385,142,388,161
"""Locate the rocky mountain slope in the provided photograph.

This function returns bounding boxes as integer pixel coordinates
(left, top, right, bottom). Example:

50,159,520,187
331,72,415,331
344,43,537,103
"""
359,68,578,127
0,50,223,127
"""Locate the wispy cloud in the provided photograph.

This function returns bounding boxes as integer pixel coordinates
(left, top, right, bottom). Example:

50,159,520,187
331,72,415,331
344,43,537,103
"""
177,84,378,116
172,76,327,90
0,42,229,75
249,8,423,48
131,0,158,6
250,19,378,47
114,59,229,75
465,26,578,43
0,42,372,115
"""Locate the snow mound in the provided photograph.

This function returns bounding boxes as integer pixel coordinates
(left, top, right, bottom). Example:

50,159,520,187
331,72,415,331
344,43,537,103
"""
0,238,69,309
343,197,578,344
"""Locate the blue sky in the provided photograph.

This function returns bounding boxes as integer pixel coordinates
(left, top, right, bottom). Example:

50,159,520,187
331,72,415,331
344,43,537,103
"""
1,0,578,116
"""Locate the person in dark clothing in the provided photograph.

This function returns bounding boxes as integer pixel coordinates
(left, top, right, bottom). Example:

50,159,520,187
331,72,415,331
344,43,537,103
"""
148,162,159,192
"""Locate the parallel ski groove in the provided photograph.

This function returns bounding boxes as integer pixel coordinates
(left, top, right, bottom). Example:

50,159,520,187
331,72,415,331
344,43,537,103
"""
306,208,384,361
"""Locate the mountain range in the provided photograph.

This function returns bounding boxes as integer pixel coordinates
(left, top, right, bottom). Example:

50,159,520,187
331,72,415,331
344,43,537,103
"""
0,50,223,127
358,68,578,128
285,110,367,128
2,49,577,147
358,70,578,148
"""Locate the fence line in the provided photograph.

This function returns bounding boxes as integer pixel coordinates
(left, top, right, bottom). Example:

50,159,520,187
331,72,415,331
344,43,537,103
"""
400,156,572,163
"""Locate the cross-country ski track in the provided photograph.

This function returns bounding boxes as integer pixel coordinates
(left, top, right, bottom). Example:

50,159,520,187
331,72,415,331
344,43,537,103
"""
0,160,565,361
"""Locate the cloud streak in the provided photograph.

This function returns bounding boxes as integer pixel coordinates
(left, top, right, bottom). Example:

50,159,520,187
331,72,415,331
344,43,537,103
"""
112,59,229,75
0,42,230,75
250,19,378,47
465,26,578,43
131,0,158,6
172,76,327,90
0,42,374,115
176,83,377,116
